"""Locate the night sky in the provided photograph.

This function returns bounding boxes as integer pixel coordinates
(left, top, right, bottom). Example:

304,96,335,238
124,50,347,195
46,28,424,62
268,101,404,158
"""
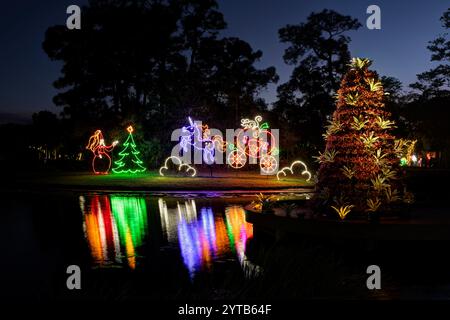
0,0,448,122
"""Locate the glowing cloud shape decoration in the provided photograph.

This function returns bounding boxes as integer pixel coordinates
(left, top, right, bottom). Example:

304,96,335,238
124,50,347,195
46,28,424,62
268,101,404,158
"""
276,160,312,181
159,156,197,177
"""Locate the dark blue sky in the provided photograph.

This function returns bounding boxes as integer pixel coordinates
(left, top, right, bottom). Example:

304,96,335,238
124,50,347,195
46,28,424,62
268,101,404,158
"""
0,0,448,120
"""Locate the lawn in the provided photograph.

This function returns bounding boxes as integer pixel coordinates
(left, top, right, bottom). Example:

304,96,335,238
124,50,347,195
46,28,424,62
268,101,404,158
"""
12,170,314,191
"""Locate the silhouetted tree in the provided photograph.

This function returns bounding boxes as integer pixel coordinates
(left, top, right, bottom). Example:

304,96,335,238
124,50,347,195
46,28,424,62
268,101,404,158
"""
380,76,411,137
44,0,182,128
275,9,361,157
43,0,277,165
194,37,278,126
30,111,62,160
407,8,450,166
410,8,449,97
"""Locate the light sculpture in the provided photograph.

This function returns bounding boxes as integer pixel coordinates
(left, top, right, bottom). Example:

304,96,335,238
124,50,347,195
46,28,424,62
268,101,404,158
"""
227,115,278,174
86,129,118,174
112,126,146,174
179,117,217,165
276,160,312,181
159,156,197,177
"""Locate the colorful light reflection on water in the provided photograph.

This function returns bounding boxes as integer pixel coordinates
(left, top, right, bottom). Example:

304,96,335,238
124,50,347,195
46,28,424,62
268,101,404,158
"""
80,195,253,277
158,199,253,277
80,195,147,269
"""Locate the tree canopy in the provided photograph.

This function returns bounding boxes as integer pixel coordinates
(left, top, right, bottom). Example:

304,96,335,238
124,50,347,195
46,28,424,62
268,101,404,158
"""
43,0,277,144
274,9,361,157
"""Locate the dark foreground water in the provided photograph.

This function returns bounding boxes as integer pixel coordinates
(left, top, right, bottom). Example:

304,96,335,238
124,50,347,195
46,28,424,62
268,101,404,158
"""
0,191,266,300
79,193,254,275
2,191,450,301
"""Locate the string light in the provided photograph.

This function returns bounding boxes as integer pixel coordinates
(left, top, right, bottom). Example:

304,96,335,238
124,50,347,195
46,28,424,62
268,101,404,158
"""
228,115,278,175
159,156,197,177
112,126,146,174
400,157,408,167
165,115,279,175
260,155,278,175
86,129,118,174
276,160,312,181
180,117,217,165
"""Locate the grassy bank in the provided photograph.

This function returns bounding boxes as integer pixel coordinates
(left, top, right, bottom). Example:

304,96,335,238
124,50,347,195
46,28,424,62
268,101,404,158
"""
10,171,313,191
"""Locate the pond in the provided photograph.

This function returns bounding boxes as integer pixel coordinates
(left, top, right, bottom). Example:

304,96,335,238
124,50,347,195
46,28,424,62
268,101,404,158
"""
0,191,269,300
79,193,254,276
3,190,450,300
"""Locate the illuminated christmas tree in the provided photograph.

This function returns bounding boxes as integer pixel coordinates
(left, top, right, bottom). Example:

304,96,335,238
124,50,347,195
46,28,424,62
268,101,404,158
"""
315,58,412,219
112,126,146,174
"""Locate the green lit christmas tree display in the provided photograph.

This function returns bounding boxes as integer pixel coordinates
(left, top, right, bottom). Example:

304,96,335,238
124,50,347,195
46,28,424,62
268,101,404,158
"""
314,58,413,220
112,126,146,174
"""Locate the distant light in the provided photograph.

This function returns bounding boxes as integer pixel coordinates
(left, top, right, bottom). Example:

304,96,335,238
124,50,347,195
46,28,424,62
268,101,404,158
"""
400,157,407,166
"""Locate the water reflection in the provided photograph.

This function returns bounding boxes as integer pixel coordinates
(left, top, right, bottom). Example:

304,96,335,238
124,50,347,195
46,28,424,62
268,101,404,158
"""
158,198,253,277
80,195,147,269
225,206,253,264
80,194,253,277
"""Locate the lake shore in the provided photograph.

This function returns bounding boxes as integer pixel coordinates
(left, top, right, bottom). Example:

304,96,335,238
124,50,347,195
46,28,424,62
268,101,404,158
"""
9,171,314,192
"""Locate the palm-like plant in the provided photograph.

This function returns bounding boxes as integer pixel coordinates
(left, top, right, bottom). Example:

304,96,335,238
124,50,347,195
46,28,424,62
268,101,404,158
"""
348,57,372,70
360,132,379,149
385,187,400,203
366,198,381,212
373,148,388,166
331,205,354,220
340,165,355,179
252,193,276,212
345,92,360,106
366,78,383,92
322,119,343,139
351,115,368,131
328,119,343,133
376,116,396,129
371,174,390,192
393,139,407,156
314,149,339,164
324,149,339,162
381,167,397,180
